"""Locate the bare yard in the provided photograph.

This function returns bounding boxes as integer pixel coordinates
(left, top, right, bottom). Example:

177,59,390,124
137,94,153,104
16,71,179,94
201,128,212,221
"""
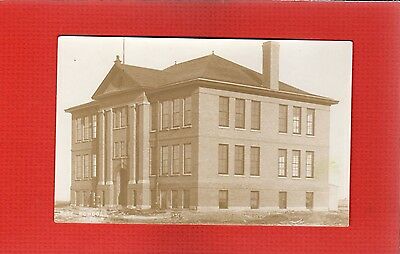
54,204,348,226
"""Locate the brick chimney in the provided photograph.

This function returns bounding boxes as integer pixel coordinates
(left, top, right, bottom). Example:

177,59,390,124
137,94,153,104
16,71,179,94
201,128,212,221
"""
262,41,280,90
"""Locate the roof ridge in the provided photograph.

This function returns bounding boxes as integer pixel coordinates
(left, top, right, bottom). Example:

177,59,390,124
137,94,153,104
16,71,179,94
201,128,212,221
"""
121,63,163,72
163,54,213,71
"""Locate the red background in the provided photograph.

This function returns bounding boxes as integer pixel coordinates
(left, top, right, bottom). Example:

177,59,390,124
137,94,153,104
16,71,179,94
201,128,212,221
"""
0,2,399,253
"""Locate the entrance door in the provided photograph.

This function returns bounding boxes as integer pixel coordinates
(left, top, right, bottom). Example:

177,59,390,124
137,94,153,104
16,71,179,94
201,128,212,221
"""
306,192,314,210
115,169,128,206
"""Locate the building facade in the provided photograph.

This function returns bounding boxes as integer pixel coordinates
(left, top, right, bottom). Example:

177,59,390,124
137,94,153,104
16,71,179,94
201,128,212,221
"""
66,42,338,211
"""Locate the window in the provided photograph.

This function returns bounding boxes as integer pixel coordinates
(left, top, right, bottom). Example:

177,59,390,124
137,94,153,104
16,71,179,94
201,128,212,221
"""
250,191,259,209
235,98,245,128
161,101,171,130
83,116,90,141
113,107,127,129
251,100,261,130
171,190,179,209
307,108,315,135
293,106,301,134
218,144,229,174
92,114,97,139
183,143,192,175
75,155,81,180
279,191,287,209
76,118,82,142
92,154,96,178
173,99,182,128
113,141,126,158
151,103,157,131
83,154,90,179
114,142,120,158
306,192,314,209
150,146,157,176
183,190,190,209
219,190,228,209
219,96,229,127
121,141,126,157
113,109,121,128
279,105,288,133
306,151,314,178
250,147,260,176
172,145,180,175
121,107,127,127
184,96,192,126
161,146,170,175
278,149,287,177
235,145,244,175
292,150,301,178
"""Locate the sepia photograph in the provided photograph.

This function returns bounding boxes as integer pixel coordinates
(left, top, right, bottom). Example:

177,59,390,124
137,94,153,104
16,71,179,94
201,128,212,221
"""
54,37,352,226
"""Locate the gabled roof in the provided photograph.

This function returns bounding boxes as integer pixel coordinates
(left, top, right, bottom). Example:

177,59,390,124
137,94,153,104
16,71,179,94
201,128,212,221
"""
90,53,334,104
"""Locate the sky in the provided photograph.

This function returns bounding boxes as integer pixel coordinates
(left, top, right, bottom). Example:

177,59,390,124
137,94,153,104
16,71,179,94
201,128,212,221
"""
55,37,352,201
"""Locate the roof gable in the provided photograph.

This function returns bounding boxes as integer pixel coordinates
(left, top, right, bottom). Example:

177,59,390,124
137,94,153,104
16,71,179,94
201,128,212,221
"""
92,64,164,99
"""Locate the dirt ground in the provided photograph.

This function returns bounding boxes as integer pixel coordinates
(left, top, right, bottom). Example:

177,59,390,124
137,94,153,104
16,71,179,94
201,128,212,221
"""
54,203,349,226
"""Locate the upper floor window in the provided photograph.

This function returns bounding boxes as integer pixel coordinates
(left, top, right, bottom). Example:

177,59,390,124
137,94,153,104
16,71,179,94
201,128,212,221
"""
235,145,245,175
306,151,314,178
293,106,301,134
76,118,82,142
172,144,180,175
307,108,315,136
83,116,90,141
251,100,261,130
121,107,127,127
151,104,157,131
219,96,229,127
92,114,97,139
218,144,229,174
250,146,260,176
161,101,171,130
113,141,127,158
173,99,182,128
278,149,287,177
184,96,192,126
121,141,126,157
235,99,245,129
113,107,127,129
113,142,120,158
183,143,192,175
292,150,301,178
279,105,288,133
161,146,170,175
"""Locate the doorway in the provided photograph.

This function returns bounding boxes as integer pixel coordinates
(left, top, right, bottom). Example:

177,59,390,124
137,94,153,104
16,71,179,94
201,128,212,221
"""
114,168,128,206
